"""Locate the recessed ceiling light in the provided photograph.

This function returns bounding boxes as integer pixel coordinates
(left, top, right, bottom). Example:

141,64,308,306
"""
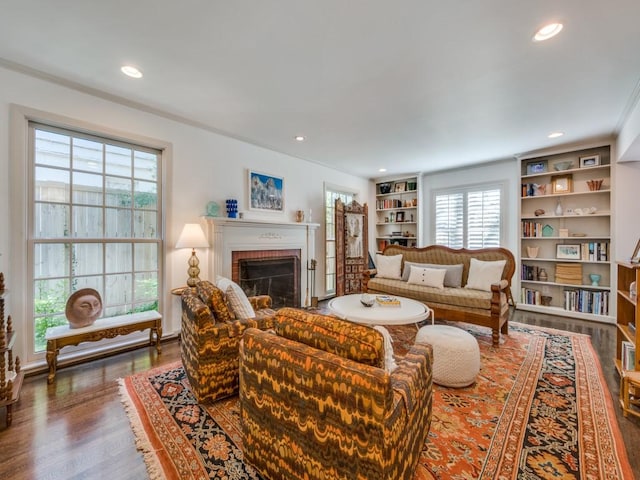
121,65,143,78
548,131,564,139
294,135,306,142
378,168,387,173
533,23,563,42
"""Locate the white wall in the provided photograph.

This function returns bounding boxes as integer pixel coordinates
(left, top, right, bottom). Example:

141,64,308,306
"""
0,65,369,366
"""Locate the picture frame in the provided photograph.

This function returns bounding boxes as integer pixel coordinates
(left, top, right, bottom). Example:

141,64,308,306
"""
556,244,581,260
579,154,600,168
551,174,573,194
526,160,548,175
395,211,405,222
631,238,640,263
248,170,284,212
394,181,407,192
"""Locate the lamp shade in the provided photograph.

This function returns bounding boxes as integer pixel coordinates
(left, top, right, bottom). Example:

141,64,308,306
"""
175,223,209,249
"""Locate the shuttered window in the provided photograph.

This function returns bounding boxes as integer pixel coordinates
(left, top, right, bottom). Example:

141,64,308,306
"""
434,185,502,249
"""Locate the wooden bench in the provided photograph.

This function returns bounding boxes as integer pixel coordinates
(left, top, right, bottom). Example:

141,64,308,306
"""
45,310,162,384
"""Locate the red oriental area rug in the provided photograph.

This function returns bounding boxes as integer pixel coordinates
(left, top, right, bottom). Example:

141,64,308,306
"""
120,322,634,479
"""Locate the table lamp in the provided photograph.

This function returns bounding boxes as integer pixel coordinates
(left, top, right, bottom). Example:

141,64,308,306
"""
175,223,209,287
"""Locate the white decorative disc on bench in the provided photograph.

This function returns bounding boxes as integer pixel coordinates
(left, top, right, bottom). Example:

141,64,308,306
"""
416,325,480,387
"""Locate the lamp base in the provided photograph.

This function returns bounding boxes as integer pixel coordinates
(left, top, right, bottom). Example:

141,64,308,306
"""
186,249,201,287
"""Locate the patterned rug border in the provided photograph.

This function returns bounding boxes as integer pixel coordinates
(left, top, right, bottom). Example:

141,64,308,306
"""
120,322,635,480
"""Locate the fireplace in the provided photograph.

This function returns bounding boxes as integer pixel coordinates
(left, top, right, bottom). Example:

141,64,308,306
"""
204,218,319,307
232,249,301,308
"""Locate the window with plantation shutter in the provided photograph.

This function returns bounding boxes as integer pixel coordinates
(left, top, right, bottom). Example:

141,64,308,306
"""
434,185,502,249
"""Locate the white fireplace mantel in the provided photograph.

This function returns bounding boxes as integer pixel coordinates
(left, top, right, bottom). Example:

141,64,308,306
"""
203,217,320,306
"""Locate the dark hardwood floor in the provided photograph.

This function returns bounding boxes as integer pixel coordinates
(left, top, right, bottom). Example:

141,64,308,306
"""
0,309,638,479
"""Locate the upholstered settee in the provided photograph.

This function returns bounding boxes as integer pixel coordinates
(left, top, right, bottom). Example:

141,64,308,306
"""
364,245,515,346
239,307,433,480
180,280,276,403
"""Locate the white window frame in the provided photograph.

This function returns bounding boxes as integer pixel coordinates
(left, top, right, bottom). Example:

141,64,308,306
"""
431,182,505,249
323,183,357,297
9,106,170,366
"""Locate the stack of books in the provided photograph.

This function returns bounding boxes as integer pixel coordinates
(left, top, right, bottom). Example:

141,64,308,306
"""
555,263,582,285
375,295,401,307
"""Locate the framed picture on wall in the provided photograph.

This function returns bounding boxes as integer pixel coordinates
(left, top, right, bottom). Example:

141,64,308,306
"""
248,170,284,212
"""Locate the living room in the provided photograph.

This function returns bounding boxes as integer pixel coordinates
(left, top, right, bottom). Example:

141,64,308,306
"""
1,2,640,479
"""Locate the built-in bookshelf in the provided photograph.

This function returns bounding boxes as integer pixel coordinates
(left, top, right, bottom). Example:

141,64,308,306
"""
616,262,639,373
517,143,614,322
374,175,420,253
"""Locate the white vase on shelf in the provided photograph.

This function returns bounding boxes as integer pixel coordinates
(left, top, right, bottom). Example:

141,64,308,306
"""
555,199,563,216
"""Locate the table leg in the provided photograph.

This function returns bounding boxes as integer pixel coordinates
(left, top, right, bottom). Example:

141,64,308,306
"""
46,340,57,384
153,321,162,354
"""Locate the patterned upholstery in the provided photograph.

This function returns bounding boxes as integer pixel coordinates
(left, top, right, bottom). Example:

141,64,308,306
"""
239,308,433,480
180,282,275,403
364,245,515,346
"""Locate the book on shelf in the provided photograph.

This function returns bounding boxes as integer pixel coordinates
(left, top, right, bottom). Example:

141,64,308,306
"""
629,322,636,335
375,295,401,307
622,341,636,370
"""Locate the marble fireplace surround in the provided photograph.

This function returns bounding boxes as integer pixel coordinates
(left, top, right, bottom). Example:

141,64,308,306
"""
203,218,320,307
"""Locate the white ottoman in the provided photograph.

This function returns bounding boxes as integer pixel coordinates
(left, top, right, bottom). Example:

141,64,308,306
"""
415,325,480,387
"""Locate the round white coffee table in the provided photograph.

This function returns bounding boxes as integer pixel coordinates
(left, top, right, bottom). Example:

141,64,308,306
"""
327,294,432,326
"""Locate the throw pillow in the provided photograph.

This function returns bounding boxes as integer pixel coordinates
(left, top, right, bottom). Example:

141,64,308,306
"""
401,262,464,287
373,325,397,372
465,258,506,292
375,254,403,279
196,281,233,322
216,276,256,319
407,266,446,289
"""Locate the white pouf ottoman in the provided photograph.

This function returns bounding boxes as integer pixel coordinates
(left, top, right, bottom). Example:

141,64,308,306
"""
415,325,480,387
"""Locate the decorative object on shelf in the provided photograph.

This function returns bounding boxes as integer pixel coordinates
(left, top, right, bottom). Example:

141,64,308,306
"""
379,183,392,194
541,295,552,306
586,179,604,191
175,223,209,287
542,224,554,237
589,274,601,286
225,199,238,218
360,293,375,307
396,212,405,222
65,288,102,329
574,207,597,215
538,268,548,282
553,160,574,171
580,154,600,168
534,208,545,217
559,228,569,237
552,174,573,193
555,199,563,216
534,184,547,196
526,159,548,175
631,281,637,300
526,246,539,258
630,239,640,264
205,201,220,217
248,170,284,212
556,244,581,260
295,210,305,222
571,233,587,237
394,181,407,192
555,263,583,285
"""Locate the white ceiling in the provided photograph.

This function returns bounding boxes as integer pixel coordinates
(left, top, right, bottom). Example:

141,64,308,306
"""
2,1,640,179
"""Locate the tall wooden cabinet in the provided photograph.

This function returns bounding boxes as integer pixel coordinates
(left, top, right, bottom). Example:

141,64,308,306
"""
517,143,613,322
616,262,639,373
0,273,23,427
375,175,420,253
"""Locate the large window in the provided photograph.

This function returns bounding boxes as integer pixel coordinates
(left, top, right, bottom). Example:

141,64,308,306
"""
29,123,162,352
434,184,502,249
324,186,355,296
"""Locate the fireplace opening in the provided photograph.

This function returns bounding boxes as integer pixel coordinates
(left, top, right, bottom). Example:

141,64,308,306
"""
238,256,300,308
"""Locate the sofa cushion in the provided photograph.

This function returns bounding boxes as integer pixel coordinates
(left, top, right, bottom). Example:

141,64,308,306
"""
274,307,385,368
465,258,506,292
196,281,233,322
402,261,464,288
216,276,256,319
407,266,446,289
375,253,403,279
367,277,494,311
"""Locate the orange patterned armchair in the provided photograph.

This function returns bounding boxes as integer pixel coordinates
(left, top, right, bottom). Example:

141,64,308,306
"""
239,307,433,480
180,281,275,403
